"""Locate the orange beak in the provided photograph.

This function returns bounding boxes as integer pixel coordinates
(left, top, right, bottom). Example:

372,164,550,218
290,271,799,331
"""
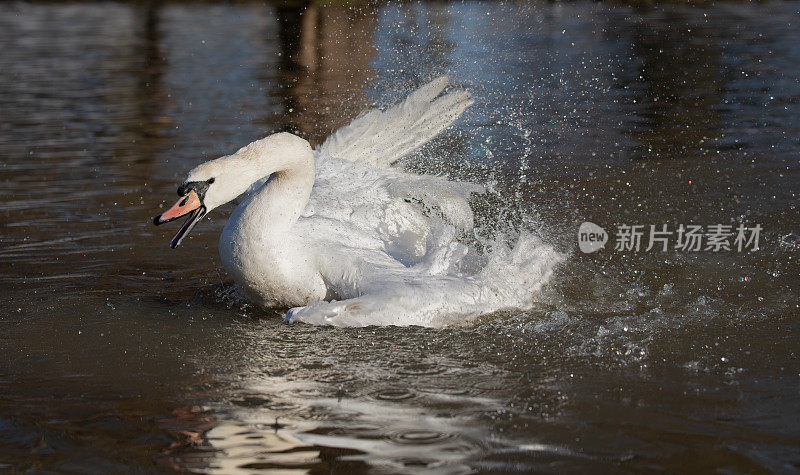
154,190,201,225
153,190,206,248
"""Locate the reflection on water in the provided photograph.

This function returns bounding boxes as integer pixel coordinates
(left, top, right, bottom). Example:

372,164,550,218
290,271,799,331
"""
1,0,799,472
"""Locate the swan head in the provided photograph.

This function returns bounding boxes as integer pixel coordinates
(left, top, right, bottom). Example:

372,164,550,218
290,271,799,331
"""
153,132,313,248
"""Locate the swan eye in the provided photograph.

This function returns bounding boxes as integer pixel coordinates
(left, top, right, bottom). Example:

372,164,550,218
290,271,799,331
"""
207,177,215,184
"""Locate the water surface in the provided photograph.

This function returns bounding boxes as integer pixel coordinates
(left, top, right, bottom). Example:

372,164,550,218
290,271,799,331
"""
1,0,799,472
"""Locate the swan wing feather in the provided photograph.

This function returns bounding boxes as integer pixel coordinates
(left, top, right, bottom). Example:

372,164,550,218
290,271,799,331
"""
318,75,473,167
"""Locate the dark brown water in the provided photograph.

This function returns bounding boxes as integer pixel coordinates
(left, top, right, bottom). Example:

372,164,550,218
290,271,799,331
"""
1,0,799,472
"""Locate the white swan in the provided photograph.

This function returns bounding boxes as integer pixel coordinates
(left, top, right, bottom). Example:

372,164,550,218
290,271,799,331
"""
154,77,562,327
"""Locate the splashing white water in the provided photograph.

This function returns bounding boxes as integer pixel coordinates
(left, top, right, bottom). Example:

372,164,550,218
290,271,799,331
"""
278,76,564,327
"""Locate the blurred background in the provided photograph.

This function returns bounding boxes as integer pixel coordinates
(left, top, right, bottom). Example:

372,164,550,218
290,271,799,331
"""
0,0,798,472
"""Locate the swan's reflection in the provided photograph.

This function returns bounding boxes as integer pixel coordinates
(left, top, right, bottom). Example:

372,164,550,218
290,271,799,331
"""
161,374,496,473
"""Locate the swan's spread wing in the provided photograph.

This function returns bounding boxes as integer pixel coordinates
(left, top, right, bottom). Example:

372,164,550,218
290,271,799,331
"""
318,76,473,167
304,155,482,265
305,75,482,278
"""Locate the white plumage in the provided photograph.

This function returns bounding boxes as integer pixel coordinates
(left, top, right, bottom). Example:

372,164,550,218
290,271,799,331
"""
161,76,562,327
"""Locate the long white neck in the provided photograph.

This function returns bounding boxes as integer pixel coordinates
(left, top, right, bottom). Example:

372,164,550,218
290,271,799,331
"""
216,134,324,307
188,132,314,238
239,157,315,240
216,133,315,241
178,132,325,307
